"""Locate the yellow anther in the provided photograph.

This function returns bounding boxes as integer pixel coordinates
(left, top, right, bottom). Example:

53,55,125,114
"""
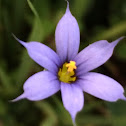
58,62,77,83
66,61,77,72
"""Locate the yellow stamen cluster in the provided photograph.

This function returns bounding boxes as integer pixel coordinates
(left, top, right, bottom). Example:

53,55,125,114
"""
66,61,77,72
58,61,77,83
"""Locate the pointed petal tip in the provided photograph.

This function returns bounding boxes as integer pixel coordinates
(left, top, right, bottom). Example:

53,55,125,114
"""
114,94,126,101
61,83,83,126
12,33,16,39
120,36,125,40
118,36,125,41
113,36,125,45
120,95,126,101
12,34,26,47
79,72,125,102
55,0,80,62
65,0,70,13
10,93,26,102
71,116,76,126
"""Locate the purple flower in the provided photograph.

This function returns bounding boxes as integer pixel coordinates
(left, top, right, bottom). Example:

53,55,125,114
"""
13,2,125,124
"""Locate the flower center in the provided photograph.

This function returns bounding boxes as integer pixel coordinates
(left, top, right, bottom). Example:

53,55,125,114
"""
58,61,77,83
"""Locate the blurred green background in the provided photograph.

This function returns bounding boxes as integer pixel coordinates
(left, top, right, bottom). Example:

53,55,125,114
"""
0,0,126,126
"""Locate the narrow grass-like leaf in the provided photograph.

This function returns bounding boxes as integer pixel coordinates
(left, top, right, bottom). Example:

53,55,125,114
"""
0,65,11,90
73,0,93,19
0,65,15,96
15,0,43,83
35,101,58,126
52,96,73,125
27,0,40,20
91,21,126,41
115,42,126,60
77,115,126,125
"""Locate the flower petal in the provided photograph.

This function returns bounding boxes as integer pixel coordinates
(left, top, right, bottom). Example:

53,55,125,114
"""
61,82,84,123
74,37,124,76
12,71,60,101
14,35,61,74
55,2,80,63
78,72,125,101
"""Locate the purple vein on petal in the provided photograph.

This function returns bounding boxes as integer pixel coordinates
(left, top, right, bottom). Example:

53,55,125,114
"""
74,37,125,76
13,34,61,74
55,1,80,63
78,72,125,101
61,82,84,124
12,71,60,102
